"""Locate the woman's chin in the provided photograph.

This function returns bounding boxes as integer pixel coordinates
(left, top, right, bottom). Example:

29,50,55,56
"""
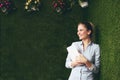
79,37,82,40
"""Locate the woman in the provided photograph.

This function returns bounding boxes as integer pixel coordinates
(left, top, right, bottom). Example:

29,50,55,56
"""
65,21,100,80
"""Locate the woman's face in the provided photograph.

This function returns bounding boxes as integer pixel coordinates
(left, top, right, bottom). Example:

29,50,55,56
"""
77,24,91,40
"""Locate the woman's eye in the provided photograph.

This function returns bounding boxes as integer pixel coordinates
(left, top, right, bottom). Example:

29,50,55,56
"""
80,30,82,31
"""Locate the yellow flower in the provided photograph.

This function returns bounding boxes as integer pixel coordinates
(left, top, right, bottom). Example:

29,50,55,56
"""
26,2,29,5
25,6,28,9
37,0,40,2
28,0,31,3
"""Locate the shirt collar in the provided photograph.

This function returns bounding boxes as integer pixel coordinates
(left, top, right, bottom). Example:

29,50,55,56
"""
80,41,92,46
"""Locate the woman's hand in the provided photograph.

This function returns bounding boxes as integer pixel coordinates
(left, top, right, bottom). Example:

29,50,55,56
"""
76,54,88,64
71,60,84,67
71,54,92,68
76,54,92,68
71,54,86,67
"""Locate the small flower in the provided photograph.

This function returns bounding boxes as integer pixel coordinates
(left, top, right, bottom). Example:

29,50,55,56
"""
25,6,28,9
52,0,66,14
78,0,88,8
26,2,29,5
24,0,41,12
0,4,3,8
35,1,37,4
0,0,16,14
28,0,31,3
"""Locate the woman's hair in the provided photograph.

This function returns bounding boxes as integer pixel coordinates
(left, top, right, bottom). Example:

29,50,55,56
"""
78,21,94,39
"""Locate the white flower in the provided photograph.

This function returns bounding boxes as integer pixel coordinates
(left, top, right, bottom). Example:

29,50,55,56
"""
78,0,88,8
35,1,37,4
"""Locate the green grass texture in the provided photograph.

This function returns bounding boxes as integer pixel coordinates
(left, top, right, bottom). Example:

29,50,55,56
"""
0,0,120,80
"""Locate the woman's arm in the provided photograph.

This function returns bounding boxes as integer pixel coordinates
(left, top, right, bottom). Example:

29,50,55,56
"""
65,53,73,68
76,45,100,73
65,53,84,68
91,45,100,73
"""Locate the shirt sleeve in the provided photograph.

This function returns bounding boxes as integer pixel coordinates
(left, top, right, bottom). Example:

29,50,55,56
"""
65,42,77,69
89,45,100,73
65,53,73,69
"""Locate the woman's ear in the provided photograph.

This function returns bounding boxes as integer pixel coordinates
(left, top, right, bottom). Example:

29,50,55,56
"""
88,30,91,35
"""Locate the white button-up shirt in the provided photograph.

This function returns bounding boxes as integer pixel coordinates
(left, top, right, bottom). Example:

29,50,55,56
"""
65,41,100,80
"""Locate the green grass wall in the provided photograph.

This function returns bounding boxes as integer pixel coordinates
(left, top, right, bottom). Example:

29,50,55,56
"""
0,0,120,80
0,0,83,80
87,0,120,80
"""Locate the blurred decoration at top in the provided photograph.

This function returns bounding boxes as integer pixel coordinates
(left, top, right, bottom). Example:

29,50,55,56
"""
69,0,88,8
51,0,76,15
78,0,88,8
0,0,16,15
52,0,88,15
52,0,66,15
24,0,41,12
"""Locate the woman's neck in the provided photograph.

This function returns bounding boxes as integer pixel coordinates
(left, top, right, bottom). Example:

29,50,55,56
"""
82,38,91,51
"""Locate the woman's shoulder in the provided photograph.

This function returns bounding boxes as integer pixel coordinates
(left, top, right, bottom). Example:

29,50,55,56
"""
91,42,100,49
92,42,99,46
71,41,82,45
